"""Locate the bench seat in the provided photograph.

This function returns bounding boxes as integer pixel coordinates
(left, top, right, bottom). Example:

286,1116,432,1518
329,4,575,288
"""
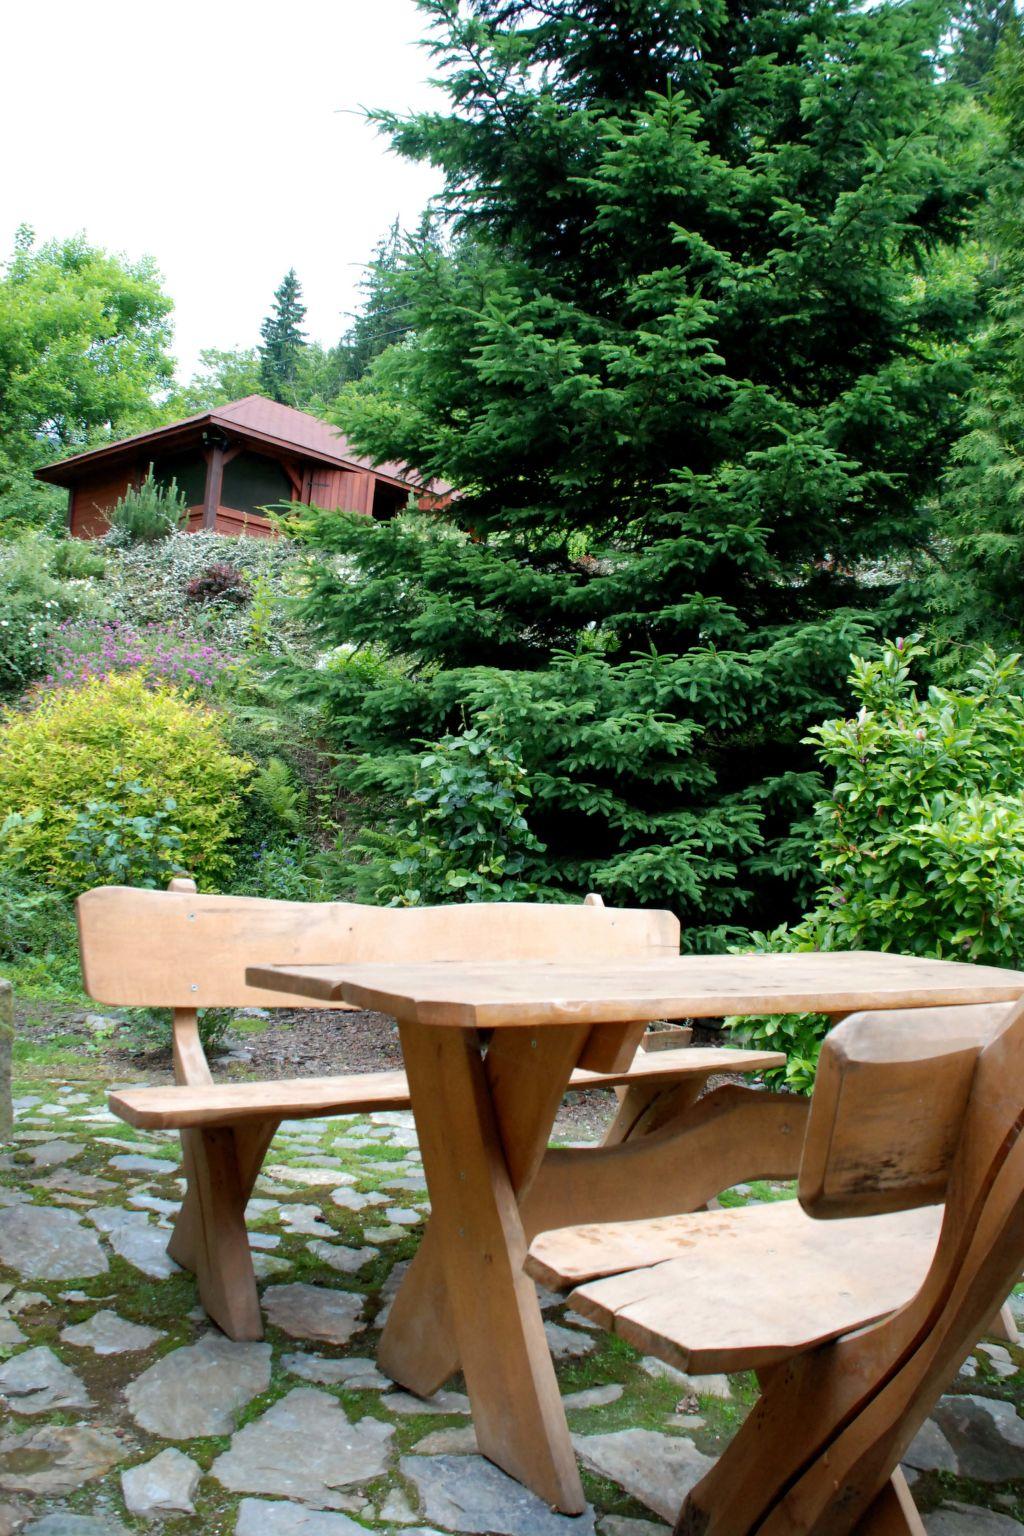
526,1198,943,1375
109,1045,784,1130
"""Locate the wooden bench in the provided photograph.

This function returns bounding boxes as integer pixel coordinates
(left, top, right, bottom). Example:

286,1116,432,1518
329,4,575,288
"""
78,880,787,1339
528,998,1024,1535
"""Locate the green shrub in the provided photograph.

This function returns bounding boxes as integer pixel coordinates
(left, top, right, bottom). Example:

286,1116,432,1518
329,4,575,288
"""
107,469,186,545
66,772,187,888
51,539,106,580
0,533,110,693
0,670,253,891
733,639,1024,1088
0,811,51,957
122,1006,234,1057
239,839,336,903
341,722,549,906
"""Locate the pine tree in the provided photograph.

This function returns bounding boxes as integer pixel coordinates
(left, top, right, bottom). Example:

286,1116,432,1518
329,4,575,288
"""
293,0,982,945
342,219,411,382
258,269,307,402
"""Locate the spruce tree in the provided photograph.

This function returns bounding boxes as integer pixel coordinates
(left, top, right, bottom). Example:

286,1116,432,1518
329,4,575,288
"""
937,18,1024,644
258,268,307,402
294,0,981,945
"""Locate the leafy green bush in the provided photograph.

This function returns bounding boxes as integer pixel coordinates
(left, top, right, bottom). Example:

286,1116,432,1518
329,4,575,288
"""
107,470,186,545
0,533,111,693
733,640,1024,1088
341,722,549,906
66,772,186,888
0,670,253,891
239,839,337,902
0,811,50,957
122,1006,234,1058
51,539,106,580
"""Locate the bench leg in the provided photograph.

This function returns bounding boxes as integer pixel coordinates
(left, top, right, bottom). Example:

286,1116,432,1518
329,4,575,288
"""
987,1300,1020,1345
602,1078,705,1146
852,1472,926,1536
377,1221,458,1395
168,1117,278,1341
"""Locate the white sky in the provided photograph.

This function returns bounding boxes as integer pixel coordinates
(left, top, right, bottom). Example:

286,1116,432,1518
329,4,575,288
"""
2,0,446,380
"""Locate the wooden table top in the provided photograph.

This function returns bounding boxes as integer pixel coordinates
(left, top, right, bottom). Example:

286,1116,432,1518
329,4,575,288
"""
245,951,1024,1030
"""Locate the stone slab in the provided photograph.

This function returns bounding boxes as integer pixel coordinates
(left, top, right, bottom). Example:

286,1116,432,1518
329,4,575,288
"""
0,1425,125,1496
573,1429,716,1523
0,1205,108,1280
926,1506,1024,1534
282,1353,391,1390
235,1499,369,1535
122,1447,201,1517
126,1333,272,1438
86,1207,179,1279
401,1454,596,1536
0,1347,90,1414
262,1284,366,1346
932,1395,1024,1483
22,1518,131,1536
61,1309,163,1356
212,1387,393,1507
384,1388,471,1416
307,1240,377,1275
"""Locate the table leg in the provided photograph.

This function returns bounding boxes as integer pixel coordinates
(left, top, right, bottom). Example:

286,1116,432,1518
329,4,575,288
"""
385,1020,590,1514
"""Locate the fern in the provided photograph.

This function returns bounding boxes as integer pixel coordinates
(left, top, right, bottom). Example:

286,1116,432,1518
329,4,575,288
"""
251,755,306,831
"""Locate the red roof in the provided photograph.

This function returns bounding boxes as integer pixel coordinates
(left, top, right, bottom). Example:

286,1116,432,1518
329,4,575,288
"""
36,396,435,492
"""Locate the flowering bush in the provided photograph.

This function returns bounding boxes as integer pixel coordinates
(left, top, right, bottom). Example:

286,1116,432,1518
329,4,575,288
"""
0,670,253,890
733,639,1024,1088
0,533,110,693
39,619,238,693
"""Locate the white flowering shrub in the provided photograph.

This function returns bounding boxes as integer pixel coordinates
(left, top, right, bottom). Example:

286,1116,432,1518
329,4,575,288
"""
0,534,111,693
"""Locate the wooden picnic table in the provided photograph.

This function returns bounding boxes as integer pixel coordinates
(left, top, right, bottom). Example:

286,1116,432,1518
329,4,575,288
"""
247,950,1024,1515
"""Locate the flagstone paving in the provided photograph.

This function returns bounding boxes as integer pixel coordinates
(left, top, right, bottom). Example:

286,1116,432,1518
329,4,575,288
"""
1,1081,1023,1534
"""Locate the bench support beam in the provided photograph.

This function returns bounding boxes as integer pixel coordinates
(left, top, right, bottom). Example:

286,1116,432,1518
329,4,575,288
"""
167,1117,278,1340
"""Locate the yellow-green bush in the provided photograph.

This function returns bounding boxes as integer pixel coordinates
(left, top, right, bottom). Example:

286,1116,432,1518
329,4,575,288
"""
0,671,253,891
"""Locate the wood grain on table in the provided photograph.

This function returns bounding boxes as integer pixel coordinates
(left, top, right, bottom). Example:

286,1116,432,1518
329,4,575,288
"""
245,951,1024,1028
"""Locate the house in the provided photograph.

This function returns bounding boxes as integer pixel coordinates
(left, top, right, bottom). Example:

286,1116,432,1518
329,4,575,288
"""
35,395,437,539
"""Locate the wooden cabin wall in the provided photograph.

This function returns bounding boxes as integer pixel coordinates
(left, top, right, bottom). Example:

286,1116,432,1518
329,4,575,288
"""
70,469,136,538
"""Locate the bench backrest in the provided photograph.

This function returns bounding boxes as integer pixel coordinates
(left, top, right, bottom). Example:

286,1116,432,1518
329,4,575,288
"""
76,883,680,1010
799,1001,1014,1219
770,993,1024,1529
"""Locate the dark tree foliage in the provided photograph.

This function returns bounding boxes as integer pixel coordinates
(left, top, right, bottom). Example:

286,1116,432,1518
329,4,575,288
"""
293,0,983,945
258,268,308,402
936,17,1024,643
948,0,1020,87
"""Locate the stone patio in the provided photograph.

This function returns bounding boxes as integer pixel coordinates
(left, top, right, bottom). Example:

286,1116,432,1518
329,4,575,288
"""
1,1083,1022,1535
